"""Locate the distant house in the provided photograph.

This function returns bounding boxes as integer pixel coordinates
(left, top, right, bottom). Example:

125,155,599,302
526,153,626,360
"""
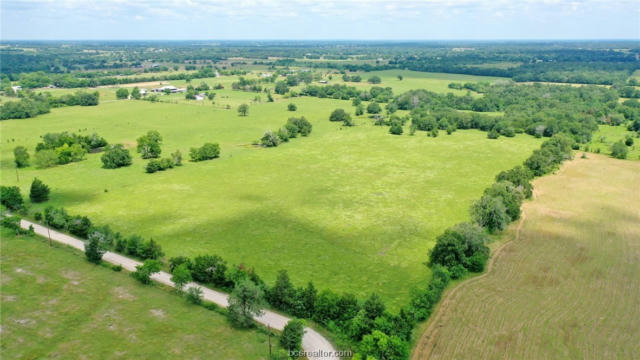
11,85,22,92
140,88,148,96
195,93,206,101
152,85,185,93
318,80,328,84
261,72,273,78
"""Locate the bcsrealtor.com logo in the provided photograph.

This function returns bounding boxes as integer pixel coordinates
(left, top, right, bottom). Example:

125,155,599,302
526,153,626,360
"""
288,350,353,358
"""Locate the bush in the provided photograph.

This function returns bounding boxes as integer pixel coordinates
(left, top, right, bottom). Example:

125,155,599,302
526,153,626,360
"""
280,319,305,352
34,212,42,221
137,130,162,159
329,108,350,122
101,144,132,169
171,150,182,166
34,149,59,168
191,254,227,286
287,103,297,111
132,259,162,285
139,239,164,260
366,102,381,114
470,195,510,233
169,256,193,272
29,178,50,203
389,123,403,135
13,146,30,168
238,103,249,116
145,158,174,173
1,186,24,210
288,117,313,136
171,263,192,291
277,128,290,142
228,279,265,328
495,166,534,198
368,75,382,84
68,215,92,238
85,231,107,264
611,141,628,159
111,264,123,272
625,136,634,147
185,286,203,304
483,181,524,221
261,131,280,147
487,129,500,139
44,206,69,229
189,143,221,161
116,88,129,99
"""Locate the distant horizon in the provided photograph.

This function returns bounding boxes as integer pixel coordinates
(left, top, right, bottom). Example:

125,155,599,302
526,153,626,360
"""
2,0,638,41
2,39,639,43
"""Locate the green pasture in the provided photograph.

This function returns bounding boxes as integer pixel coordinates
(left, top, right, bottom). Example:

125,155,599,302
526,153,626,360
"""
0,78,540,308
0,229,277,359
587,125,640,160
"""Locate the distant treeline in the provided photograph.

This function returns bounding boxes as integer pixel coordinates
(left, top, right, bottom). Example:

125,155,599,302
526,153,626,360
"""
0,91,99,120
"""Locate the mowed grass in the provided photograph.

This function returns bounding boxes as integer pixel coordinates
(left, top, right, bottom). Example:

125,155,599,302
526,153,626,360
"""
0,91,540,309
417,154,640,359
0,229,276,359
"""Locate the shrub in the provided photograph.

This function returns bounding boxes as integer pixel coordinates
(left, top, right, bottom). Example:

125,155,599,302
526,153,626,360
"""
611,141,628,159
625,136,634,147
101,144,132,169
112,264,123,272
280,319,305,352
287,103,297,111
285,123,299,138
116,88,129,99
68,215,92,238
238,103,249,116
137,130,162,159
185,286,203,304
228,279,265,328
329,109,350,122
169,256,192,272
85,231,107,264
34,212,42,221
495,166,534,198
189,143,221,161
13,146,30,168
389,123,403,135
366,102,381,114
1,186,24,210
487,129,500,139
261,131,280,147
34,149,59,168
368,75,382,84
44,206,69,229
139,239,164,260
191,255,227,286
132,259,162,285
125,235,144,256
29,178,50,203
277,128,290,142
288,117,313,136
171,263,192,291
146,158,175,173
470,195,510,233
483,181,524,221
171,150,183,166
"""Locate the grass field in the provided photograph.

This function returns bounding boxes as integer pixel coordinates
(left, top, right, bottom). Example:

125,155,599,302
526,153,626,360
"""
0,72,540,308
413,154,640,359
0,228,278,359
587,125,640,160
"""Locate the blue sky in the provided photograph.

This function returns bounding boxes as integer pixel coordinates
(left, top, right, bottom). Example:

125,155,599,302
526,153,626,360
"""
1,0,639,40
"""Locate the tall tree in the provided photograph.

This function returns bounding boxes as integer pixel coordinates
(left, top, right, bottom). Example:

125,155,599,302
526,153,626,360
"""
228,279,265,328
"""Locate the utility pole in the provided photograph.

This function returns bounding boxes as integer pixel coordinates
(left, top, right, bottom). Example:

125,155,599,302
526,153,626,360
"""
268,325,272,358
47,222,52,247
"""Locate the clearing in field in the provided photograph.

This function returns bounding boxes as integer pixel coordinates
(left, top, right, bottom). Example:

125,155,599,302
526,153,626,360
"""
412,154,640,359
0,229,277,359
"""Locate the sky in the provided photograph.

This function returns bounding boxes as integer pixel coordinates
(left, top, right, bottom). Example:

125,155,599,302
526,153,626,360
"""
1,0,639,41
